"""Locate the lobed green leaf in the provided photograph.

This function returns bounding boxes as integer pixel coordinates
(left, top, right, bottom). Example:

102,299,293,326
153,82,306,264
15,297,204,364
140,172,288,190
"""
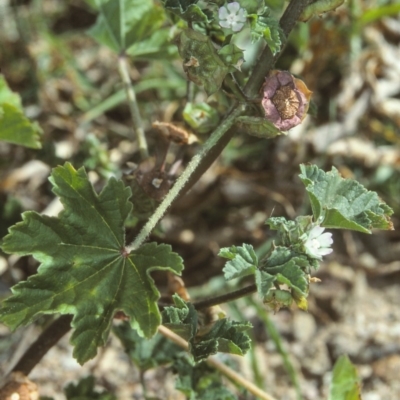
299,164,394,233
163,294,251,361
64,376,116,400
177,29,229,96
113,321,183,371
328,355,362,400
174,355,237,400
219,244,258,281
0,75,42,149
161,0,209,23
299,0,345,22
249,13,283,55
0,163,183,364
88,0,165,53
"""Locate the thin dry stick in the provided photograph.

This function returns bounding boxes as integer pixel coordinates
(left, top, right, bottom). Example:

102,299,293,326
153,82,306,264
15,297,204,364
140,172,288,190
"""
158,325,278,400
118,53,149,160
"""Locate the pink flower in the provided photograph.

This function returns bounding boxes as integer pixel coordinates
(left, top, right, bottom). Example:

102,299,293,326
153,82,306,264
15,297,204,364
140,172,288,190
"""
262,71,312,131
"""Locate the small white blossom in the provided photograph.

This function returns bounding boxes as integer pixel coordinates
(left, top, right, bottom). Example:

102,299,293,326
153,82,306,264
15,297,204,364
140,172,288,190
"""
303,225,333,260
218,2,247,32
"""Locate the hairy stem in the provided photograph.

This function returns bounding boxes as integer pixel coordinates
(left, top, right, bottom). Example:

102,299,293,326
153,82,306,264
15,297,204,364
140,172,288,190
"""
118,53,149,160
192,284,257,310
127,104,244,251
158,325,278,400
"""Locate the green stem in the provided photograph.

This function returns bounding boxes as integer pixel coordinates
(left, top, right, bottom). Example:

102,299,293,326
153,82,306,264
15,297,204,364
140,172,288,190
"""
118,53,149,160
127,104,243,251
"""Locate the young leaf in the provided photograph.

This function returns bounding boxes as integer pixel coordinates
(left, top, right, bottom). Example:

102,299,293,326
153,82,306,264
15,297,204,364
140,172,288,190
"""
64,375,116,400
256,247,311,310
87,0,164,53
328,355,362,400
299,164,394,233
218,44,245,72
127,29,177,60
163,295,251,361
191,319,252,361
249,14,283,55
177,29,229,96
174,355,237,400
0,75,21,107
0,163,183,364
0,75,42,149
163,294,198,341
300,0,345,22
219,244,258,280
113,321,183,371
183,102,220,134
162,0,209,23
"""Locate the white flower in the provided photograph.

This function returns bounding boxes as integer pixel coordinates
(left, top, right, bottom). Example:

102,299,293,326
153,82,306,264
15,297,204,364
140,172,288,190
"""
303,225,333,260
218,2,247,32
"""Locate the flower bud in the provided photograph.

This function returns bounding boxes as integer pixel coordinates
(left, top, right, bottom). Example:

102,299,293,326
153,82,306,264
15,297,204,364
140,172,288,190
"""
262,70,312,131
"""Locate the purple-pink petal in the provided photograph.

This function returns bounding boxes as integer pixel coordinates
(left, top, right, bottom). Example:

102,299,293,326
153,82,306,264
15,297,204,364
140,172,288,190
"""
261,99,281,123
275,71,293,86
263,75,280,98
275,115,301,131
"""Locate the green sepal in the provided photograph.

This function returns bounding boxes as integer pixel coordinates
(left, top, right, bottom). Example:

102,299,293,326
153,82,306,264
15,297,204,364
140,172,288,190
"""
235,116,285,139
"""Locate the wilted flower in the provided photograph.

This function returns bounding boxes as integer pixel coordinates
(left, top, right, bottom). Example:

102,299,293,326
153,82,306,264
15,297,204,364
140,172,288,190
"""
218,2,247,32
262,70,312,131
303,225,333,260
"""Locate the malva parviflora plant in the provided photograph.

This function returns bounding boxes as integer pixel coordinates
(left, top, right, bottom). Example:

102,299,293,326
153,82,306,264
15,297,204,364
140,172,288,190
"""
0,1,392,399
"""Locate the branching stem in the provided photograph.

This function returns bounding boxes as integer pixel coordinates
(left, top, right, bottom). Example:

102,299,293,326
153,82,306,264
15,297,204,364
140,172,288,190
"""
127,104,244,251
